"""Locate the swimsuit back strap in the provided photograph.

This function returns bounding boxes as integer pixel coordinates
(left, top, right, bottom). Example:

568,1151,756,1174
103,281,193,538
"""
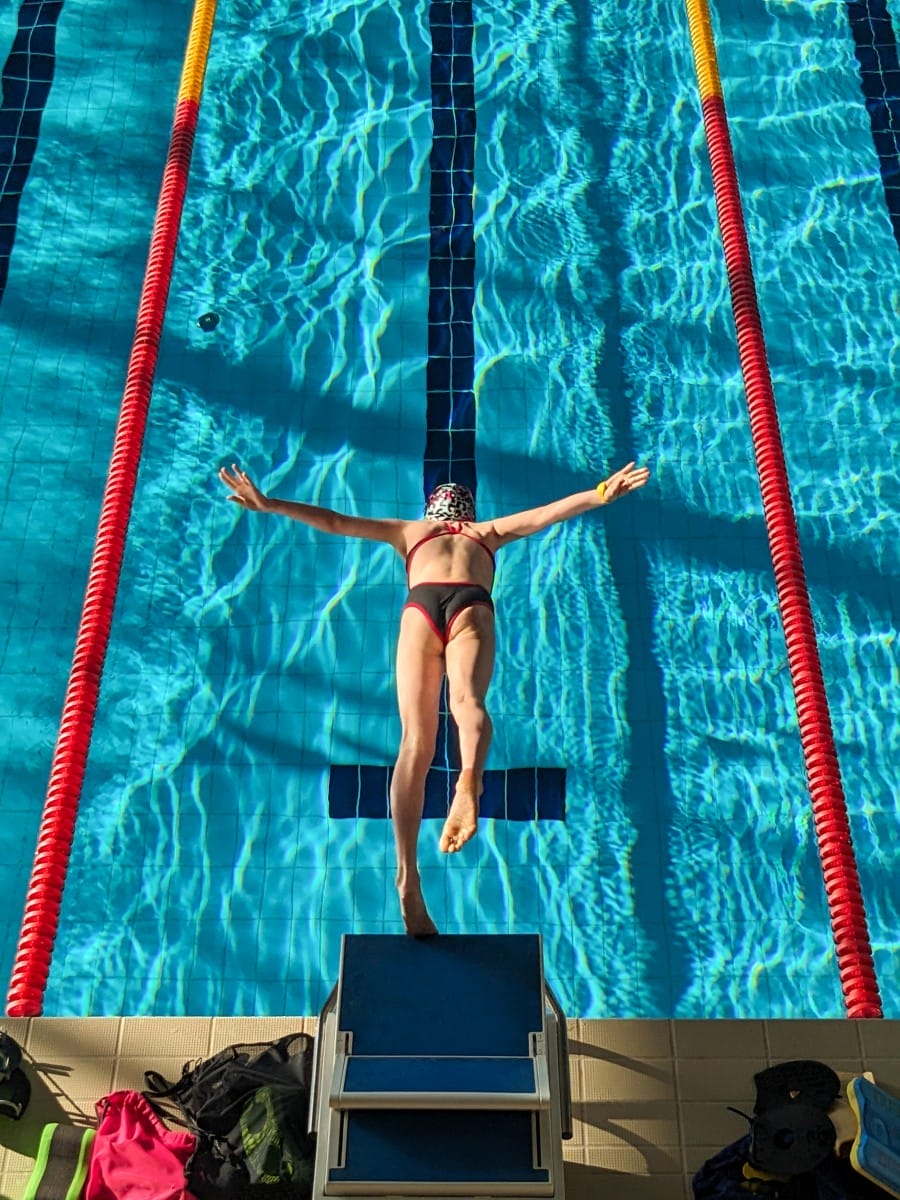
405,529,446,576
405,526,496,578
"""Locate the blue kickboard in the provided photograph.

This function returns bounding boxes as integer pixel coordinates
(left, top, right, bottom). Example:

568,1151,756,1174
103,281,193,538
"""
849,1075,900,1199
343,1055,537,1095
337,934,544,1057
329,1108,550,1185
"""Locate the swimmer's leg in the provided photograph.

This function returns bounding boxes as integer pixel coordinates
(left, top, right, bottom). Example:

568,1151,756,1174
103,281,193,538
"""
391,607,444,935
442,605,495,853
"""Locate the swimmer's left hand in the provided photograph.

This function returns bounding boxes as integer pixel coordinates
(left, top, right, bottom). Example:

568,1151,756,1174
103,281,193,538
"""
600,461,651,504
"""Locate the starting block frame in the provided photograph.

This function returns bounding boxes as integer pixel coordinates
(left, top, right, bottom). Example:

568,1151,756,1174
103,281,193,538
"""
308,934,571,1199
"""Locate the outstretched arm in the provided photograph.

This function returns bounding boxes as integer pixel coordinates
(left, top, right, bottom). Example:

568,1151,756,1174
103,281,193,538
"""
218,464,407,550
485,461,650,548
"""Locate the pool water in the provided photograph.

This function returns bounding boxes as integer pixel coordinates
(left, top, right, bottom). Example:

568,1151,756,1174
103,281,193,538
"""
0,0,896,1017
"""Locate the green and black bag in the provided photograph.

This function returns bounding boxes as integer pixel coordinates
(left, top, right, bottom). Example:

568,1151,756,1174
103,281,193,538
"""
144,1032,315,1199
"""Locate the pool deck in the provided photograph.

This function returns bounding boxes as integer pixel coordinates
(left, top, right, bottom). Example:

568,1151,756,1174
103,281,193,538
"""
0,1016,896,1199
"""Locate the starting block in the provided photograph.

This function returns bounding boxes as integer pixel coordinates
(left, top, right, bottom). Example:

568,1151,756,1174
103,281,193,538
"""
309,934,571,1198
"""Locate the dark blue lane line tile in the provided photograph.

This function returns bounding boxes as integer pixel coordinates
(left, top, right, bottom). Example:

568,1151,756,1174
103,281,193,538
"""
0,0,65,302
328,765,567,821
423,0,478,782
328,0,566,825
845,0,900,248
424,0,476,501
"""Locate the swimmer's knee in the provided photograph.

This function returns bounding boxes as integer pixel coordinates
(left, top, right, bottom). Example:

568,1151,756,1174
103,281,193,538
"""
448,688,489,722
396,727,438,762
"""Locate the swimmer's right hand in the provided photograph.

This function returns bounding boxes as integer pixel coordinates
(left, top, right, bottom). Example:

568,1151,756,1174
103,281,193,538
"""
218,464,271,512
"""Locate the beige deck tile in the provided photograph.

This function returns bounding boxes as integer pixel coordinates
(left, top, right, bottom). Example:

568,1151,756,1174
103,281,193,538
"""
565,1136,682,1174
675,1056,766,1102
574,1019,673,1059
1,1168,32,1200
863,1059,900,1089
565,1157,689,1200
562,1158,606,1200
679,1099,751,1148
790,1058,871,1079
2,1147,38,1178
569,1051,587,1102
209,1015,314,1050
114,1054,199,1093
119,1016,213,1058
574,1099,680,1148
857,1021,900,1059
672,1020,765,1058
26,1018,122,1059
37,1056,116,1102
764,1020,862,1061
684,1142,736,1174
581,1055,677,1102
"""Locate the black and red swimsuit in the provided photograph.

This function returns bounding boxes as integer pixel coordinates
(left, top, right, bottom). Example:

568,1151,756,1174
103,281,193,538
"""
403,523,495,644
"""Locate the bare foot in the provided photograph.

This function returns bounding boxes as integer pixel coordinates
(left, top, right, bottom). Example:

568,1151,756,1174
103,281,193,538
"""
439,771,480,853
397,886,438,937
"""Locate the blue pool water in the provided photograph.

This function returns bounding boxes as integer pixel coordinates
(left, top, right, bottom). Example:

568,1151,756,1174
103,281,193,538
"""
0,0,897,1017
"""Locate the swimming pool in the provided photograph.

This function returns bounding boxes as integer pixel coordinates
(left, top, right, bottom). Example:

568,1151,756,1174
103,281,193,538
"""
0,0,896,1018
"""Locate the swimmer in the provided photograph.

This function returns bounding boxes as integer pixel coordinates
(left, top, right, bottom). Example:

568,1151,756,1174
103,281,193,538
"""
219,461,650,935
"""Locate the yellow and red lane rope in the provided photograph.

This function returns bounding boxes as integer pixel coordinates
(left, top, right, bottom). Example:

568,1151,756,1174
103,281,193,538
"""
7,0,218,1017
684,0,882,1017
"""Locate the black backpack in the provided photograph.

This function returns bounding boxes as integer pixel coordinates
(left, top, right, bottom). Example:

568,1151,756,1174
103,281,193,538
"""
144,1032,315,1199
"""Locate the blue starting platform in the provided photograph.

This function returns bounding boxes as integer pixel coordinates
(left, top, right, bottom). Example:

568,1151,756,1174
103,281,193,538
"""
309,934,570,1198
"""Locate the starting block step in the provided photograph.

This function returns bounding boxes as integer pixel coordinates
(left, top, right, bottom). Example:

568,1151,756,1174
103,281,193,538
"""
327,1109,551,1193
337,1054,547,1109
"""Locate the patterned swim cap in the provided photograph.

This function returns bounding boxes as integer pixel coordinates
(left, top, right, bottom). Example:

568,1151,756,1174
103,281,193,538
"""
424,482,476,522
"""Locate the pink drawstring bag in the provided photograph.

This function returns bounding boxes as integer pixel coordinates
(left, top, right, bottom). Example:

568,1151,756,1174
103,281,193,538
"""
85,1090,199,1200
